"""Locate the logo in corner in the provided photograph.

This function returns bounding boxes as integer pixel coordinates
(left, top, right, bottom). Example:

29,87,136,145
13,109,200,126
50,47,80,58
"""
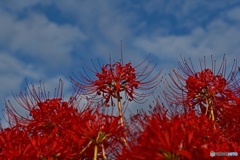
210,151,215,157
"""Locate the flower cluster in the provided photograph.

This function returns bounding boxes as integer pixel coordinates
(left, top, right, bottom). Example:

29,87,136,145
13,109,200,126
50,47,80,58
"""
122,102,240,159
0,81,124,159
1,55,240,159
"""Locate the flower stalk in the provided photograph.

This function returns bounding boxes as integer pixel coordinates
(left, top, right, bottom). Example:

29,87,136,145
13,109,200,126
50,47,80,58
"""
93,144,98,160
101,143,107,160
116,92,128,147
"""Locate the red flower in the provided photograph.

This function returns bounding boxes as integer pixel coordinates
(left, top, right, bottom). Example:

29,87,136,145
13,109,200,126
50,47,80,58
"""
73,108,125,159
71,55,162,107
70,54,162,146
93,62,140,106
122,102,240,159
164,55,240,122
1,80,126,159
1,80,83,159
185,69,236,119
0,126,34,159
1,54,239,159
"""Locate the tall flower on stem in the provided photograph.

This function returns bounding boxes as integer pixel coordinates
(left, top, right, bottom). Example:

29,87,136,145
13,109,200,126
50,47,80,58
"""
71,53,162,145
163,55,240,139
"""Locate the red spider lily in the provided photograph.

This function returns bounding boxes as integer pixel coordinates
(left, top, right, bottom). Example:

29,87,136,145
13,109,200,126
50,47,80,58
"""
164,55,239,100
1,80,126,159
3,79,70,127
71,55,162,107
0,121,82,159
0,123,76,159
121,102,240,160
73,108,125,159
70,54,162,146
94,62,140,105
1,54,240,160
1,80,83,159
185,68,239,119
163,56,240,123
185,68,240,142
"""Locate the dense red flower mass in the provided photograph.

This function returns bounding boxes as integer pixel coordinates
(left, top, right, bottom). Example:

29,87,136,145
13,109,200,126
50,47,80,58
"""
122,103,240,160
0,81,124,159
1,55,240,159
0,98,82,159
72,108,124,159
185,68,239,120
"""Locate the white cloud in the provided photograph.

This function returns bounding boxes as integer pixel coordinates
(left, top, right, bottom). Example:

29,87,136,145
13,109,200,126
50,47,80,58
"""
0,52,43,122
226,6,240,21
0,10,86,69
134,14,240,62
0,52,72,104
49,0,137,58
0,53,41,94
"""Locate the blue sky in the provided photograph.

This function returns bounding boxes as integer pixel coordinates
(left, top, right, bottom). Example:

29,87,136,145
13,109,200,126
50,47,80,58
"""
0,0,240,125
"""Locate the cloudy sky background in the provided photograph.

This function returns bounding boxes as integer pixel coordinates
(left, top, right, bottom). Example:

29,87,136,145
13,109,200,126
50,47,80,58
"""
0,0,240,125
